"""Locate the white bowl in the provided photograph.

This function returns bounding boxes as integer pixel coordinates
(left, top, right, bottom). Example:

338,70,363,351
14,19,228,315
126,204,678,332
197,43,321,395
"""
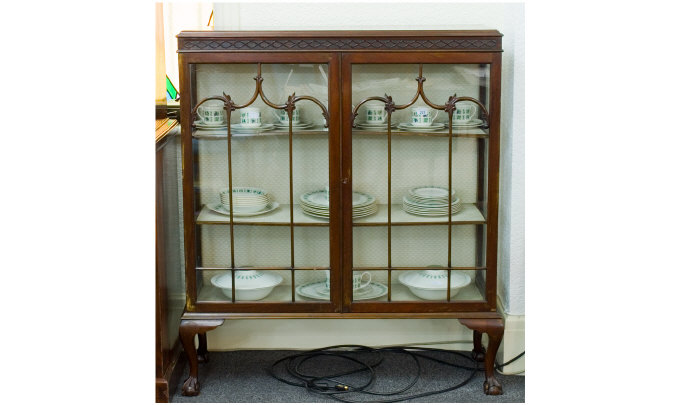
213,284,276,301
211,270,283,301
399,270,471,301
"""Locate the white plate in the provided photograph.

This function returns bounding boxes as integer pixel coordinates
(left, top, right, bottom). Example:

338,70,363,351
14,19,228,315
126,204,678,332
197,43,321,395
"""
409,186,451,199
194,124,228,130
273,122,315,129
301,190,375,208
231,123,275,132
356,122,397,129
301,208,377,219
403,196,461,208
206,202,280,217
397,123,446,132
448,118,483,127
296,281,388,301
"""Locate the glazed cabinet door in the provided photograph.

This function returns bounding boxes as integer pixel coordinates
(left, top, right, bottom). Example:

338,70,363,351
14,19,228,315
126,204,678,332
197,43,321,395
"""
180,53,342,313
341,52,501,312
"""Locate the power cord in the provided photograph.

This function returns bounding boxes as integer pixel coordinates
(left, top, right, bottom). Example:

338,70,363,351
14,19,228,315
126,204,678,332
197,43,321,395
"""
268,344,524,402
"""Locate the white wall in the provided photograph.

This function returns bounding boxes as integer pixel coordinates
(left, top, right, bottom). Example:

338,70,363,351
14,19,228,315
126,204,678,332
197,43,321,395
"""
201,1,525,349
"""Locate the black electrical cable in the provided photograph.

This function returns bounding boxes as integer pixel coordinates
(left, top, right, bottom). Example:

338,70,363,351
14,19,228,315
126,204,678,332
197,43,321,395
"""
495,350,525,372
268,344,498,403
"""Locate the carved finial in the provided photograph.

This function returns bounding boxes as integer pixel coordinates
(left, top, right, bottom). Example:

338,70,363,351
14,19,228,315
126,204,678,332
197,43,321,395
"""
444,95,459,114
350,110,358,128
384,94,396,114
223,93,236,111
285,93,297,118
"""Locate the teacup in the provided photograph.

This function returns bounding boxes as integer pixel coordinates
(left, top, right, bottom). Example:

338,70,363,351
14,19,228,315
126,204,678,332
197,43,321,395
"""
365,103,388,124
411,106,439,127
324,270,371,291
240,107,262,128
272,109,300,125
452,103,478,123
197,105,225,126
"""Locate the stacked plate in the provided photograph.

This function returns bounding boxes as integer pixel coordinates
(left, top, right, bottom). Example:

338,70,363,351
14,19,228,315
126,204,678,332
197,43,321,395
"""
397,122,446,132
447,118,484,128
300,190,377,219
402,186,462,216
194,120,227,130
355,121,397,130
207,187,279,217
273,121,315,130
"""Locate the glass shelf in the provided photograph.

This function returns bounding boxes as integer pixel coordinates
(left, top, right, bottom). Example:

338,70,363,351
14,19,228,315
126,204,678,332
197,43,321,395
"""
352,128,488,138
196,203,485,226
193,127,329,139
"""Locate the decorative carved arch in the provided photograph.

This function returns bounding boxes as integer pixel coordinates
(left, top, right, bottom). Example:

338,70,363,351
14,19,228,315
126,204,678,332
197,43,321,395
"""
190,63,329,126
351,64,489,129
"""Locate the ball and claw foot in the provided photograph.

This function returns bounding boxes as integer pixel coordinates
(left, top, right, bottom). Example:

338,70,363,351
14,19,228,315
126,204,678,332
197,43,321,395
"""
182,376,200,396
484,375,503,395
472,348,486,362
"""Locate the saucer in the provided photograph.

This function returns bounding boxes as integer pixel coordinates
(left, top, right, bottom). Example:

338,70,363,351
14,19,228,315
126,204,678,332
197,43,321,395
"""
273,121,315,129
194,122,228,129
448,118,483,127
295,281,388,301
356,122,397,129
206,202,279,217
397,123,446,132
231,124,274,133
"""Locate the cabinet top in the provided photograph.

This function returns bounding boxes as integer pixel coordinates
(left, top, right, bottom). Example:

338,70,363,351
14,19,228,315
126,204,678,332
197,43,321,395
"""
177,30,503,53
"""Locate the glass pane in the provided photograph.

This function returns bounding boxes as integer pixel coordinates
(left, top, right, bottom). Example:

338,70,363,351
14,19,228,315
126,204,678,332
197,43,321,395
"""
294,269,331,302
158,132,185,348
351,270,388,302
351,63,490,304
353,227,388,268
392,269,484,302
198,269,291,303
190,62,332,302
196,224,231,268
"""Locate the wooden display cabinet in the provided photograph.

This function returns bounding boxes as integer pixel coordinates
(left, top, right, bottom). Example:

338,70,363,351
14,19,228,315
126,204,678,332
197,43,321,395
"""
176,30,504,396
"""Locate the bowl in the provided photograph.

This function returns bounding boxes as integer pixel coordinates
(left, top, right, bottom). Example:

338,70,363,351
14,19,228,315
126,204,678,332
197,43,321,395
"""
399,270,471,301
211,270,283,301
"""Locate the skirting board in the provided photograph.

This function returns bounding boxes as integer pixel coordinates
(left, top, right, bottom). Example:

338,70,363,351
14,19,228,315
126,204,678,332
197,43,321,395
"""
201,296,525,375
496,297,525,375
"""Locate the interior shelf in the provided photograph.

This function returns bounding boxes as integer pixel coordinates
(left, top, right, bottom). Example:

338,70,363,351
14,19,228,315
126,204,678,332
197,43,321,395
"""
196,203,485,226
192,127,486,139
364,282,484,302
198,284,330,303
196,204,329,226
352,127,488,138
354,203,485,225
193,127,328,138
196,280,484,303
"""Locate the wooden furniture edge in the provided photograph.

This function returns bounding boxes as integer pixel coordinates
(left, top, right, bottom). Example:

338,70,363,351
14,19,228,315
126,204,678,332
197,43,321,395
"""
180,311,503,320
156,118,179,144
177,30,503,53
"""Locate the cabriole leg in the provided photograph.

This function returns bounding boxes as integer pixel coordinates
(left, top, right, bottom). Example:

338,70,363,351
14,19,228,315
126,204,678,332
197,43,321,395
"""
472,330,486,361
179,319,224,396
460,318,505,395
197,332,209,363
